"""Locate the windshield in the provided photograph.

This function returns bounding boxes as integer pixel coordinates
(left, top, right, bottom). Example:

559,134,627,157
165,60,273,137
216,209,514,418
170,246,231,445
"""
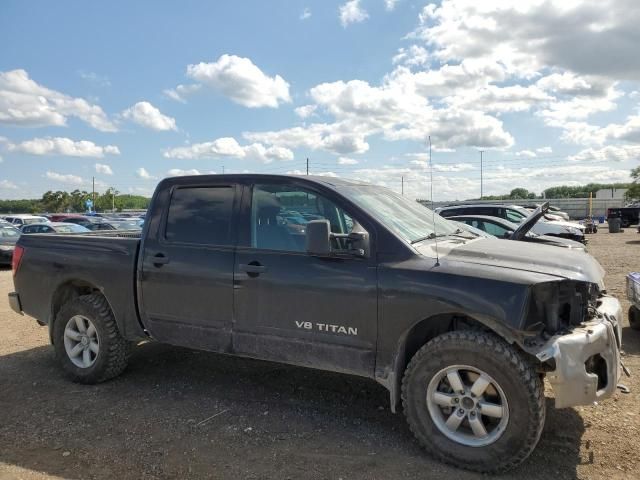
339,185,458,244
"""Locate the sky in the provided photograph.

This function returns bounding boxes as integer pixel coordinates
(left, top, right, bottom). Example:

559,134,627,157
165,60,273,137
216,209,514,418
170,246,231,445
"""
1,0,639,201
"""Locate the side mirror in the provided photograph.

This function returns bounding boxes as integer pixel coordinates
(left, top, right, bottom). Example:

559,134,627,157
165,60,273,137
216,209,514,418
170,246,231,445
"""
306,220,331,256
503,231,514,239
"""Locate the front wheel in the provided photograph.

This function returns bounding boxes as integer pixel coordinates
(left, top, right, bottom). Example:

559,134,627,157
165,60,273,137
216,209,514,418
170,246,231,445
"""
402,330,545,473
53,293,130,383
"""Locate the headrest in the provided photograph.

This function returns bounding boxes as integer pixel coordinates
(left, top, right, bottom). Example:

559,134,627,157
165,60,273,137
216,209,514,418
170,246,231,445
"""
254,191,282,218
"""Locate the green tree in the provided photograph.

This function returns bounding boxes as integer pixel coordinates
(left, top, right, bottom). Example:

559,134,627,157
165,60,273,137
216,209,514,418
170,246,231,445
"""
509,188,531,199
626,167,640,201
41,190,71,212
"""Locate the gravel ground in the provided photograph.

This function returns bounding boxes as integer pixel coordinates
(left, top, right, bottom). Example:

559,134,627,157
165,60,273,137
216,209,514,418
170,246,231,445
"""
0,229,638,480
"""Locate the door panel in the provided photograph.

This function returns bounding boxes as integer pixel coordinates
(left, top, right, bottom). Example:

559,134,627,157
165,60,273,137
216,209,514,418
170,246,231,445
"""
139,184,238,352
232,183,378,377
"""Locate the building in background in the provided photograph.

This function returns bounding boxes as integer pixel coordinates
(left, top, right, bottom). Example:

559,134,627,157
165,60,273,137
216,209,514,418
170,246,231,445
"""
596,188,628,199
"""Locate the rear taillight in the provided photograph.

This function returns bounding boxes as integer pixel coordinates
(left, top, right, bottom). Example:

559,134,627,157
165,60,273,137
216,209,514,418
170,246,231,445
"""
12,245,24,276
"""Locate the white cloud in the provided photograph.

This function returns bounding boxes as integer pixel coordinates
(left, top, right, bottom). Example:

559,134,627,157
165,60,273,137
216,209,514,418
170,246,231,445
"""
0,179,17,189
46,171,84,185
122,101,177,131
412,0,640,81
136,167,155,180
385,0,400,11
339,0,368,27
95,163,113,175
167,168,202,177
300,8,311,20
185,54,291,108
294,104,317,119
536,146,553,154
163,84,201,103
515,150,536,158
78,70,111,87
392,45,429,68
163,136,294,162
244,123,372,155
4,137,120,158
0,69,116,131
537,84,621,125
446,84,552,114
338,157,359,165
568,145,640,162
0,154,3,163
536,72,611,97
601,114,640,143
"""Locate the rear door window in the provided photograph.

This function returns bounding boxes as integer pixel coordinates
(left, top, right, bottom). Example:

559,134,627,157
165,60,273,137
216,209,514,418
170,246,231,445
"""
165,186,235,246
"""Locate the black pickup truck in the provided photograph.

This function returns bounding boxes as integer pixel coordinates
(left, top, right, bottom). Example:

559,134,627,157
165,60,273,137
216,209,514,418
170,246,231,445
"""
9,174,624,473
607,206,640,227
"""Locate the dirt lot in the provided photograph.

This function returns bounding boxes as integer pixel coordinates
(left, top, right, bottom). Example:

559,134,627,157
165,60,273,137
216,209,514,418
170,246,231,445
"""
0,230,639,480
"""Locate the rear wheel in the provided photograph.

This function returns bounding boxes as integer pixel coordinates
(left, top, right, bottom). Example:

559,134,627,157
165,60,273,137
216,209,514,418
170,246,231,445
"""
402,330,545,473
53,293,130,383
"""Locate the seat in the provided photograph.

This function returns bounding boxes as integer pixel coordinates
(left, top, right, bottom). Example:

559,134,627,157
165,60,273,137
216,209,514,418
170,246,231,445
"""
254,194,298,251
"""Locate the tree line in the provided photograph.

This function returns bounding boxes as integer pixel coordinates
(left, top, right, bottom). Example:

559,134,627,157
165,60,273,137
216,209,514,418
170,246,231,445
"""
0,189,150,214
479,182,636,201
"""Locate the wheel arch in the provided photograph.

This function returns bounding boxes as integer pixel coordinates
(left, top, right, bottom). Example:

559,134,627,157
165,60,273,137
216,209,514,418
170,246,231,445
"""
49,280,113,344
386,312,518,413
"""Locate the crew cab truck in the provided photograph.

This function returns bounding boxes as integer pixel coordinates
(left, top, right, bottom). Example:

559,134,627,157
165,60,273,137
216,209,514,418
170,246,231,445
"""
9,175,624,473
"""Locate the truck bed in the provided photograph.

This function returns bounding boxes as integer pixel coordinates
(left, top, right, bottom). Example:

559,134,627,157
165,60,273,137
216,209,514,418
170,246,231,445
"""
14,232,145,340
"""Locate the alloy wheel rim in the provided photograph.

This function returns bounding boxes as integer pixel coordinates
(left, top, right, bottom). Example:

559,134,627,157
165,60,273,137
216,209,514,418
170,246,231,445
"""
426,364,509,447
63,315,100,368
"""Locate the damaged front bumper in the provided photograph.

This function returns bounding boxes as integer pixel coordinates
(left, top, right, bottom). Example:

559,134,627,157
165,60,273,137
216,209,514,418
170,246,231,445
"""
534,296,623,408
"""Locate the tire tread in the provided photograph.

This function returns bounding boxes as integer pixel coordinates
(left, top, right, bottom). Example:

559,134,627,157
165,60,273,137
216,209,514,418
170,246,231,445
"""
401,330,545,473
55,293,129,383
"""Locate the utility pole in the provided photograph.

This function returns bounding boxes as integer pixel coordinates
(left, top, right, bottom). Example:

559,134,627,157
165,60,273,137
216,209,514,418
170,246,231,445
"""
479,150,484,200
92,176,95,211
401,176,404,195
222,165,225,174
306,158,309,175
111,188,115,212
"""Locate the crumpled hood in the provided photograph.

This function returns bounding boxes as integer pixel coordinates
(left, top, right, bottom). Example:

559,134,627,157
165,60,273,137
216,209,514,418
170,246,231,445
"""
417,238,605,284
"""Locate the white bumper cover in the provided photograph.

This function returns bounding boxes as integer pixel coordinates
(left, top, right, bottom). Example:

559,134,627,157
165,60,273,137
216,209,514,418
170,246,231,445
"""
535,296,622,408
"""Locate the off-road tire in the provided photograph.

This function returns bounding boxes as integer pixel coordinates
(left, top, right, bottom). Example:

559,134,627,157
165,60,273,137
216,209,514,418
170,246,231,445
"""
629,306,640,330
53,293,130,383
401,330,545,473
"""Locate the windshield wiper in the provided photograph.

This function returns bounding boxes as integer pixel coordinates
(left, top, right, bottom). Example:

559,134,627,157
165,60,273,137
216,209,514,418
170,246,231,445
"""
410,233,448,244
449,228,477,239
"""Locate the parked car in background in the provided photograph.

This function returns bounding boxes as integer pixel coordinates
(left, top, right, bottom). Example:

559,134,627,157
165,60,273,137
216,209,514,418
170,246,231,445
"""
0,223,20,264
450,220,494,238
436,204,586,243
450,212,586,251
61,216,117,231
106,219,144,231
48,213,87,222
21,222,91,234
4,215,50,227
509,205,585,232
523,204,570,221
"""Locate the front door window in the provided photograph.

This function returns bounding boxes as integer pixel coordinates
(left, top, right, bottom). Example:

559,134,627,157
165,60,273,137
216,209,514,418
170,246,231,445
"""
251,184,354,252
